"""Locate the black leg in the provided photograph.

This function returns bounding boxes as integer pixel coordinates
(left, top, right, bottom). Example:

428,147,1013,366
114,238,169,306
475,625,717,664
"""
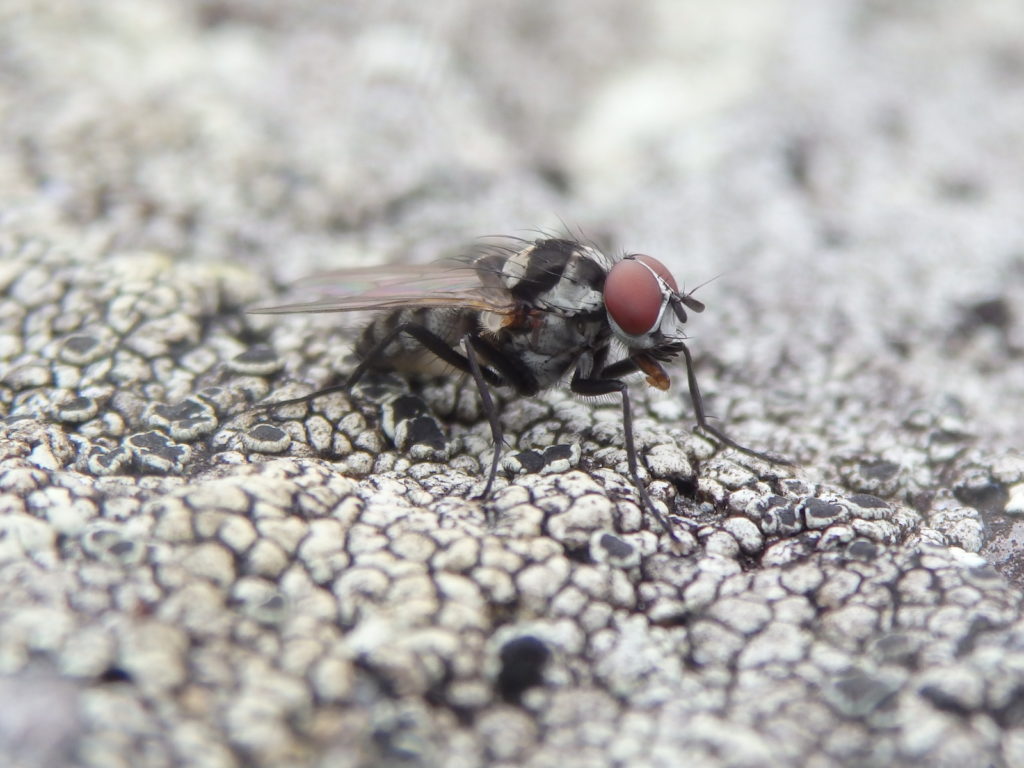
679,342,791,465
461,334,504,499
465,333,541,397
250,380,352,412
351,323,506,388
571,373,679,541
253,321,506,414
599,357,641,380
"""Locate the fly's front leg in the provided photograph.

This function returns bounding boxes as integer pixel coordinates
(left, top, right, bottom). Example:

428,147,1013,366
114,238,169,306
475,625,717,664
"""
570,372,678,541
679,342,791,465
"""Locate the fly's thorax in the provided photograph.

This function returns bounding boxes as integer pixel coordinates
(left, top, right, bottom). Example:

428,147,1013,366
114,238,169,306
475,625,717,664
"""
482,305,610,391
498,239,607,318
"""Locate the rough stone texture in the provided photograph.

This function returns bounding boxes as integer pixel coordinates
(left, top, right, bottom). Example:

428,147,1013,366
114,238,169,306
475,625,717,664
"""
2,2,1024,766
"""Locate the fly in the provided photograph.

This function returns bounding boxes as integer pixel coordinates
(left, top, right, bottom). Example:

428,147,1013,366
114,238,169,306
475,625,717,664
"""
248,237,788,540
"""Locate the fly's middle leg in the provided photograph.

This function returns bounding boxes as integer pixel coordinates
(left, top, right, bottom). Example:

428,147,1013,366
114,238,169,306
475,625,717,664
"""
460,335,504,501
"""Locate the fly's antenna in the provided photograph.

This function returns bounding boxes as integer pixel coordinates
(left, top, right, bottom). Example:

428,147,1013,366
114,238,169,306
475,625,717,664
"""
677,272,727,314
681,272,723,299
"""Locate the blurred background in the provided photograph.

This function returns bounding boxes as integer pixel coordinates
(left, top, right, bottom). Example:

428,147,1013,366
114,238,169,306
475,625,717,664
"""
2,0,1023,449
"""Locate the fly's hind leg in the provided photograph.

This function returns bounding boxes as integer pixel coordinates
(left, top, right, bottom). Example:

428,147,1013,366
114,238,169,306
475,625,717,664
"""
252,321,506,415
252,321,522,506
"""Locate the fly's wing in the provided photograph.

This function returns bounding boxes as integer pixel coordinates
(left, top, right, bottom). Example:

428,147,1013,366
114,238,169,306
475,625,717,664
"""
248,260,516,315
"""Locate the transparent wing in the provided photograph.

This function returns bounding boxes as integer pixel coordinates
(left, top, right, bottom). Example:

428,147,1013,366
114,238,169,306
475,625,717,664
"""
248,260,516,315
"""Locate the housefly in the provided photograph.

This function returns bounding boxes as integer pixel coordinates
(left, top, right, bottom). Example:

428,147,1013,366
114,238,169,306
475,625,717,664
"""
249,237,787,540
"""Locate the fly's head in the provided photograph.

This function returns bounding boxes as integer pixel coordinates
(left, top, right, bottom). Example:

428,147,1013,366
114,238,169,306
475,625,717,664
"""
603,254,703,357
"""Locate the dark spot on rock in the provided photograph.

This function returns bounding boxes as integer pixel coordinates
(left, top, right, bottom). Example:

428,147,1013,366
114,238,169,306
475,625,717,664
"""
964,297,1011,331
954,478,1009,516
130,431,179,453
777,506,799,530
390,394,430,422
404,416,445,451
803,498,842,521
871,632,920,668
935,174,984,202
109,539,136,557
63,335,99,354
920,684,975,717
543,444,573,461
860,460,900,481
599,533,634,560
497,635,550,704
251,424,286,441
673,475,699,498
930,428,971,445
55,395,99,423
783,135,813,189
97,666,132,684
563,543,592,564
87,445,132,475
127,431,190,473
242,423,292,454
152,399,208,422
847,539,879,561
148,399,219,441
828,670,900,718
849,494,890,510
537,162,571,194
509,450,545,474
63,396,94,411
228,345,285,376
820,224,849,248
60,334,105,364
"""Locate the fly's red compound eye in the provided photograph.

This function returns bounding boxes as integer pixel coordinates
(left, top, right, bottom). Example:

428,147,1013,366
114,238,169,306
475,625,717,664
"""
634,254,678,293
605,259,666,336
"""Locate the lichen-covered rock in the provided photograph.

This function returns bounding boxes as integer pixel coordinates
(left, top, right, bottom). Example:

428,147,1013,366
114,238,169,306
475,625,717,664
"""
2,3,1024,767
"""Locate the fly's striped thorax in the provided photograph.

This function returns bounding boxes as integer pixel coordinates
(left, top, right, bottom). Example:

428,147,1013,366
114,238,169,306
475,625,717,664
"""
498,238,608,318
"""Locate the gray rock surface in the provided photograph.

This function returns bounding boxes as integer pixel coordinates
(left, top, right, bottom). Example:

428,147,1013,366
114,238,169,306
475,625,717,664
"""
2,1,1024,766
